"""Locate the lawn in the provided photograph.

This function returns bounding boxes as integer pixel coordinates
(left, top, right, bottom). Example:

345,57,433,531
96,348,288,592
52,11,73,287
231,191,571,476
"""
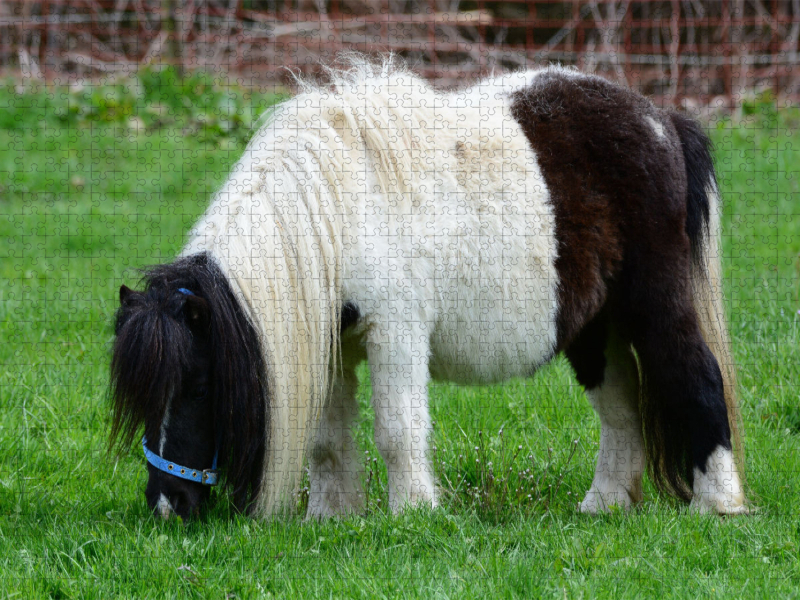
1,75,799,598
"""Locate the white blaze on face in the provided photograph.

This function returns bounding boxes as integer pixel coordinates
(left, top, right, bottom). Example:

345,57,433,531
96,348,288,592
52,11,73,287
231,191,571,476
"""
156,493,173,519
155,393,175,519
159,395,173,455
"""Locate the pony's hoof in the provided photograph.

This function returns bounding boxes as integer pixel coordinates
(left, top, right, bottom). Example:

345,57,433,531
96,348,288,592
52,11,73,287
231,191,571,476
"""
689,495,750,516
389,493,438,515
579,488,635,514
305,492,364,520
691,448,748,515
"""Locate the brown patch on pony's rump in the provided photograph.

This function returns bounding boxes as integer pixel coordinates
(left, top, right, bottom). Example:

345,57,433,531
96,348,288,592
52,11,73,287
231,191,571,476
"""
510,71,741,503
509,70,682,351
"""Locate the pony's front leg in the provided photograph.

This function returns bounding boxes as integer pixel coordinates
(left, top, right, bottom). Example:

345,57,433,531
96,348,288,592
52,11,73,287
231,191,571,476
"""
367,326,437,513
306,366,364,519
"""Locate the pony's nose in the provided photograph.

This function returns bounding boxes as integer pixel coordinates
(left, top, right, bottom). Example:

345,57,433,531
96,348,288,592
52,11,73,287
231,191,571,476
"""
146,463,210,521
154,493,174,519
152,490,201,520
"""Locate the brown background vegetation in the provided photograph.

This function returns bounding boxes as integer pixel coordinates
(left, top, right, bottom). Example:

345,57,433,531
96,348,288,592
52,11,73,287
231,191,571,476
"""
3,0,800,105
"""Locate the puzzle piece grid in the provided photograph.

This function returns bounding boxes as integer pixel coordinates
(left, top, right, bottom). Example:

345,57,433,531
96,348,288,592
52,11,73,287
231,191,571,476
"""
2,0,800,595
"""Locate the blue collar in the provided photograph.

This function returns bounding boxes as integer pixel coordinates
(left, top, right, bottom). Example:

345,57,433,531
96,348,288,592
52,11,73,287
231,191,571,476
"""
142,436,219,486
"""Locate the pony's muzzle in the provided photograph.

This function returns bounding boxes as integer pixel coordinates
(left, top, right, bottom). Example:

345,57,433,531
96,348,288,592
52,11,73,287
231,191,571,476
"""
145,464,209,521
155,493,174,519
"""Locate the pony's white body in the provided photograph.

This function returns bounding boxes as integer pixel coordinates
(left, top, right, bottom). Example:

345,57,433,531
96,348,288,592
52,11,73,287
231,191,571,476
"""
341,69,559,386
181,59,745,517
184,63,559,515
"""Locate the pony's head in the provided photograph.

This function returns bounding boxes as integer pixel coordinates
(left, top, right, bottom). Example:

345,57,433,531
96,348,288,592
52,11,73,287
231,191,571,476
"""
110,253,267,520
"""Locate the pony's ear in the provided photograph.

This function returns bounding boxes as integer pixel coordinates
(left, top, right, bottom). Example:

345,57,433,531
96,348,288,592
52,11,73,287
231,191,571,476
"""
183,294,211,333
119,285,135,306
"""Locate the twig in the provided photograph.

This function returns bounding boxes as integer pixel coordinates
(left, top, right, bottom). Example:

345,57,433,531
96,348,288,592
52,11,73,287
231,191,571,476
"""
18,48,43,81
588,0,630,83
670,0,681,102
535,3,592,61
140,31,169,67
63,52,135,73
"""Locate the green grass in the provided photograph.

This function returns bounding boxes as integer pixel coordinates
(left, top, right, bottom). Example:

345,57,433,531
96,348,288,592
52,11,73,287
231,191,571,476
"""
1,78,799,598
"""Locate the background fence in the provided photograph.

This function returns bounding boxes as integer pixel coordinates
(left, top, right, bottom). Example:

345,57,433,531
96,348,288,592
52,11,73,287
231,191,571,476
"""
3,0,800,105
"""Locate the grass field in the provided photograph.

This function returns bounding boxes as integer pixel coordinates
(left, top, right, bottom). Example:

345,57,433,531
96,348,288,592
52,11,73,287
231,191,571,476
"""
1,75,799,598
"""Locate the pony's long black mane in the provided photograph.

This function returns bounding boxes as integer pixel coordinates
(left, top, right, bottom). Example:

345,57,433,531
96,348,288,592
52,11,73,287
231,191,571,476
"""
111,253,268,510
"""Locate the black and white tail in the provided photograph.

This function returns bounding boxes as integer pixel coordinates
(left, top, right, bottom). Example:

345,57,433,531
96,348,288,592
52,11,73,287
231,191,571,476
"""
672,112,744,492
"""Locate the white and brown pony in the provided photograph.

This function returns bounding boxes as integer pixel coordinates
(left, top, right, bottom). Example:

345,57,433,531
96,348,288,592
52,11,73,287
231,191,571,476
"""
110,58,747,520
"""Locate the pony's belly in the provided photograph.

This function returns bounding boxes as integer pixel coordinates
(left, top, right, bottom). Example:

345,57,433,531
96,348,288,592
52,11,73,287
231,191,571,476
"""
428,307,555,385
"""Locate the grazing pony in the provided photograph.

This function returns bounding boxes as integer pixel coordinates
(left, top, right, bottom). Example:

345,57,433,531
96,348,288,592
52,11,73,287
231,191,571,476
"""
111,58,747,520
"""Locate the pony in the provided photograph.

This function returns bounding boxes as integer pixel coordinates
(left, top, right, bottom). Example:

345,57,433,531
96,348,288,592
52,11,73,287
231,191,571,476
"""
110,57,747,520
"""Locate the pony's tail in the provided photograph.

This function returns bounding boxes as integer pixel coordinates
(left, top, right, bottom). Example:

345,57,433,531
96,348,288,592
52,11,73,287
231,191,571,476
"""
671,112,744,484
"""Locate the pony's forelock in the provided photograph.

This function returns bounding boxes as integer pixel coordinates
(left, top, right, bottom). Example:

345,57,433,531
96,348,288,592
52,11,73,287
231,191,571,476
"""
110,280,193,452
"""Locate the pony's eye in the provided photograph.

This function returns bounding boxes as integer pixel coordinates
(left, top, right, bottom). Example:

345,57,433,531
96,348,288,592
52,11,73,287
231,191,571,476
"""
195,385,209,399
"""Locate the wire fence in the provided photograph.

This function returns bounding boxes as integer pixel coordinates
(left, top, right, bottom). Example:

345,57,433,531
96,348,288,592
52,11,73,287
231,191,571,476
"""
3,0,800,105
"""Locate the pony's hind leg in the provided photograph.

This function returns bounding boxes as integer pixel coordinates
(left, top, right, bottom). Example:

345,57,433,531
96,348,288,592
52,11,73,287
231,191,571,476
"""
568,320,645,513
307,365,364,519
